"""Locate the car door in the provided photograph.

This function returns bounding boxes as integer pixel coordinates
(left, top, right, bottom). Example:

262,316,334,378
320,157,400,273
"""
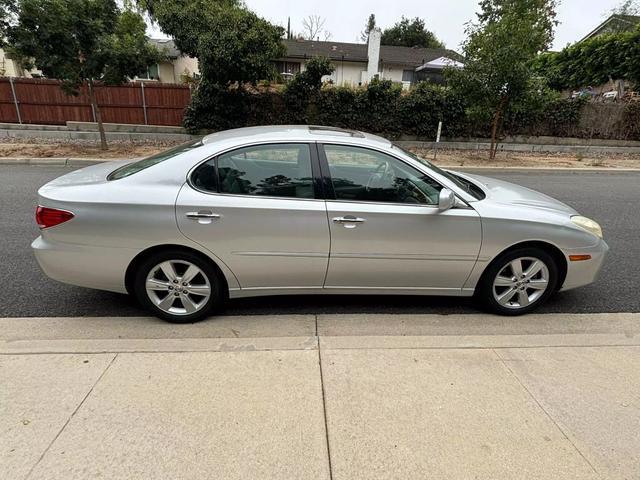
320,143,482,292
176,142,330,289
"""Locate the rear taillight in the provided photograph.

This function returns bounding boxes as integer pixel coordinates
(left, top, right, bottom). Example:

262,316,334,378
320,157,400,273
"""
36,206,74,229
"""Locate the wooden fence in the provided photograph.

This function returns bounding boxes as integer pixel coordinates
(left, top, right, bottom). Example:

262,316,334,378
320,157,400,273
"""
0,77,191,126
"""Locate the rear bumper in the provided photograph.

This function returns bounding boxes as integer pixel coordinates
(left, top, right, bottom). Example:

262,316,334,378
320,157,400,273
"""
560,239,609,291
32,236,136,294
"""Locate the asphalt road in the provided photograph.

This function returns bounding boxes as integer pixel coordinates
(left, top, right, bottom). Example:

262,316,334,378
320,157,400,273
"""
1,164,638,317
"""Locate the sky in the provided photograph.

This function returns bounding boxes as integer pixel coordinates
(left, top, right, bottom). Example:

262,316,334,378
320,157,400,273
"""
149,0,627,51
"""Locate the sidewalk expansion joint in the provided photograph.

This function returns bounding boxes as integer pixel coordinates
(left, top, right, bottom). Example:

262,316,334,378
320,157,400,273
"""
24,353,118,480
491,349,602,478
317,338,334,480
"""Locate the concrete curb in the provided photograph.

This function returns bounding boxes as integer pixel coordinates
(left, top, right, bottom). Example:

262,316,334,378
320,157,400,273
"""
446,165,640,172
2,156,640,171
1,313,639,354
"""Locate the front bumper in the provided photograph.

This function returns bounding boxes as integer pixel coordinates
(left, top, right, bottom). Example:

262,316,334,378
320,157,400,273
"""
560,238,609,291
32,236,136,294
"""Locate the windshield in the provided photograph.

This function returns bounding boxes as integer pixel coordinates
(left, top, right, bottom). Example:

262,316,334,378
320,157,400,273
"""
107,139,204,180
392,145,485,200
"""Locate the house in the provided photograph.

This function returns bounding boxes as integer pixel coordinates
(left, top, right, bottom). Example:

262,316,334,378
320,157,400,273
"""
0,48,25,76
139,31,463,87
0,48,41,77
0,39,195,83
276,29,463,87
139,39,200,84
579,14,640,42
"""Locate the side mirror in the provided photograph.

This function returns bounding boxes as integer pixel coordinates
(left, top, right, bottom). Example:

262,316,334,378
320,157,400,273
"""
438,188,456,211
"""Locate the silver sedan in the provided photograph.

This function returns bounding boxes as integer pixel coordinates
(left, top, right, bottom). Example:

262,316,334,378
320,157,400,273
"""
32,126,608,322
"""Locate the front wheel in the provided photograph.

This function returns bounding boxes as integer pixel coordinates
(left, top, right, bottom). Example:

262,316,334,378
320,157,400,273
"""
476,248,558,315
134,250,224,323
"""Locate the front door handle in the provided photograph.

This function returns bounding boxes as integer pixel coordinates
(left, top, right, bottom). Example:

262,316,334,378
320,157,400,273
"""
333,216,366,224
186,211,220,219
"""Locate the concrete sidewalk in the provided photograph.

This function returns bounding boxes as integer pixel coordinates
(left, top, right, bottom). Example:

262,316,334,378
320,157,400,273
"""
2,313,639,479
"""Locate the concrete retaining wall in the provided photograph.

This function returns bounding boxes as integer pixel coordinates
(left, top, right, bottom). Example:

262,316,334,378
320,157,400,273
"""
396,134,640,148
65,122,187,134
395,140,640,155
0,121,194,142
1,122,640,153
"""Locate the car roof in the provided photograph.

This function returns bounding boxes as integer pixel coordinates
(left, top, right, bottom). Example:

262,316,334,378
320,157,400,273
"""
201,125,392,148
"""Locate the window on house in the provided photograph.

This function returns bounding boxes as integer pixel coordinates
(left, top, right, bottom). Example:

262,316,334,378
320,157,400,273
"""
402,69,415,83
137,64,160,80
149,64,160,80
275,61,301,75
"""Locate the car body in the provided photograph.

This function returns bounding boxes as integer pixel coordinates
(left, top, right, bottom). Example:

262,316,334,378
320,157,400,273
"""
32,125,608,321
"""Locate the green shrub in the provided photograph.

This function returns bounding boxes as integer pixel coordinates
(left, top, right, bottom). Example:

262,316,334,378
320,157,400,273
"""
283,56,335,124
541,97,586,137
183,81,250,133
621,102,640,140
315,85,360,128
398,82,466,138
356,78,403,134
183,74,640,141
531,29,640,90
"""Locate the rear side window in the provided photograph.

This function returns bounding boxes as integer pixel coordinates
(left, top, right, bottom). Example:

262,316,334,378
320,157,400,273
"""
192,143,315,199
108,139,204,180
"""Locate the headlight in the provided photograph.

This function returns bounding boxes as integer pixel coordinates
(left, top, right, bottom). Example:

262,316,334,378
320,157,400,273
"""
571,215,603,239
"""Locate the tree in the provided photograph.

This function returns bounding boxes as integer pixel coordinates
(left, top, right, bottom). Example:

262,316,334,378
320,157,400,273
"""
447,0,557,159
381,16,444,48
8,0,161,149
0,0,17,47
140,0,284,86
610,0,640,16
137,0,239,58
196,8,285,85
301,14,331,41
139,1,285,132
360,13,376,42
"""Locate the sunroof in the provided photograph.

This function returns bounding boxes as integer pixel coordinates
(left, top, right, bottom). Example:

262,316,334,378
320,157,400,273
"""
308,125,365,138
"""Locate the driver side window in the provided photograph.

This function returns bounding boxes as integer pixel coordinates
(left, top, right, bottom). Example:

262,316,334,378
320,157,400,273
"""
323,144,442,205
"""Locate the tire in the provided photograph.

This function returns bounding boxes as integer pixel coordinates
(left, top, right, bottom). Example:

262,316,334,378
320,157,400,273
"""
476,247,558,316
133,249,224,323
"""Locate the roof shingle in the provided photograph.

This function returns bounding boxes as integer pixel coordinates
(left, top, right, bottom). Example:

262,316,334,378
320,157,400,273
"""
282,39,462,66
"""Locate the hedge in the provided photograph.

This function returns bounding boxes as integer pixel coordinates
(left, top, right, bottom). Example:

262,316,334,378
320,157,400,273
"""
184,78,640,141
531,29,640,90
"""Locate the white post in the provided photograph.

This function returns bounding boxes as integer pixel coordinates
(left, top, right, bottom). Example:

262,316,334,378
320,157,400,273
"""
9,77,22,124
433,121,442,160
141,82,148,125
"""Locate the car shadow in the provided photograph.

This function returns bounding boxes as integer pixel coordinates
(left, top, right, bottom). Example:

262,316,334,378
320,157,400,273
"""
224,294,479,316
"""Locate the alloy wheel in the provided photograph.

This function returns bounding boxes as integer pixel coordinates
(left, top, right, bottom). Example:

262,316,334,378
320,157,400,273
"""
492,256,550,310
145,260,211,316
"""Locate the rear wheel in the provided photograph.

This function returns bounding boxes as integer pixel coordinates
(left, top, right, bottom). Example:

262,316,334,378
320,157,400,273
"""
134,250,224,323
476,247,558,315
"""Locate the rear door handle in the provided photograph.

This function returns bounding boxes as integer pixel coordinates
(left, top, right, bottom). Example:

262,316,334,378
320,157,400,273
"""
186,211,220,224
332,216,366,224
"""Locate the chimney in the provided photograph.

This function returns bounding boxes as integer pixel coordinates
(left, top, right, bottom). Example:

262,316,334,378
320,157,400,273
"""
366,28,381,82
